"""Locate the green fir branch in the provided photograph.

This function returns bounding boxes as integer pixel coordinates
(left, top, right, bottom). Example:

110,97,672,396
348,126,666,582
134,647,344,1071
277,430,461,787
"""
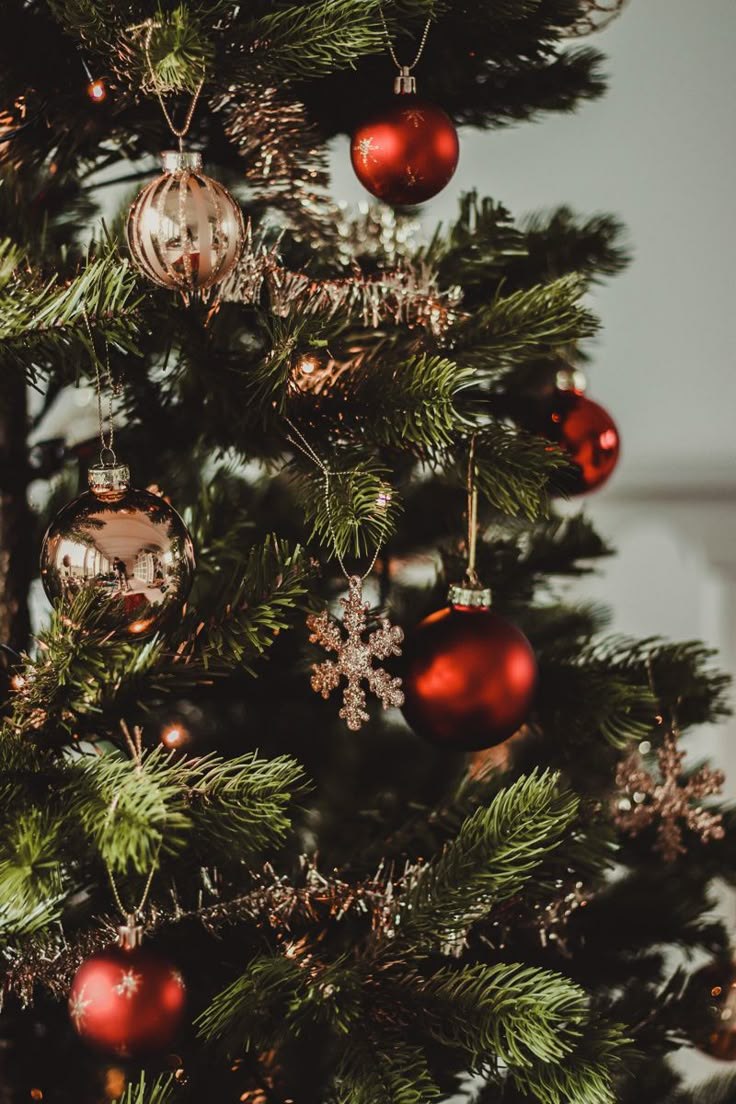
398,771,579,945
333,1038,440,1104
510,1019,627,1104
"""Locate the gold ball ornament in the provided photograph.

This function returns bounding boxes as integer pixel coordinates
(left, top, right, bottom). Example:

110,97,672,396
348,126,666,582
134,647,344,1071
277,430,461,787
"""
40,461,195,638
126,150,245,300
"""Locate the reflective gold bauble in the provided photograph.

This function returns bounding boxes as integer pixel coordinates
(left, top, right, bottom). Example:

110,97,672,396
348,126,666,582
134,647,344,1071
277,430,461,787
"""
40,462,195,638
126,150,245,300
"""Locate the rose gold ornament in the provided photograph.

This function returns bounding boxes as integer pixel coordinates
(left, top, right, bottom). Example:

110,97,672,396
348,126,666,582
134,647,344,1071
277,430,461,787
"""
126,150,245,301
40,461,195,638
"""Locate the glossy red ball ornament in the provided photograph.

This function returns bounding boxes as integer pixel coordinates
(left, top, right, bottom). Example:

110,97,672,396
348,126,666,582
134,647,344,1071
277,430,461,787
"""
351,94,459,206
401,587,537,750
537,388,620,495
69,926,186,1056
689,958,736,1060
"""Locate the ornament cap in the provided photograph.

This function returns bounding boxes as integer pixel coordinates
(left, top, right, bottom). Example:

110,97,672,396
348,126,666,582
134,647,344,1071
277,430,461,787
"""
88,461,131,500
161,149,203,174
394,66,417,94
448,583,493,610
118,917,144,950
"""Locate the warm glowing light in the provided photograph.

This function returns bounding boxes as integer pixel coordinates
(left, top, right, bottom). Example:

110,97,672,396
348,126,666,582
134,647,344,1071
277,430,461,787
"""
10,673,25,691
87,79,107,103
30,1092,43,1101
161,723,189,748
297,354,320,376
128,619,154,635
104,1069,126,1099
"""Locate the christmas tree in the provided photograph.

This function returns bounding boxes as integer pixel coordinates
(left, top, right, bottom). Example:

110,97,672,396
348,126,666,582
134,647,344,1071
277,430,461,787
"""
0,2,733,1103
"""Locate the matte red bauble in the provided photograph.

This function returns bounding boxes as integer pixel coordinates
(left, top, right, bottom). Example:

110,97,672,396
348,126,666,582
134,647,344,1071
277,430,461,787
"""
351,95,459,206
689,958,736,1060
537,388,620,495
401,587,537,750
69,926,186,1056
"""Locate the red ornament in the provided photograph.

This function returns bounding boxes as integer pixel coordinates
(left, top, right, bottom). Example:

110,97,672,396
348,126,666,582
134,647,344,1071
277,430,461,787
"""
401,587,537,750
536,388,620,495
689,958,736,1060
69,924,186,1056
351,94,459,206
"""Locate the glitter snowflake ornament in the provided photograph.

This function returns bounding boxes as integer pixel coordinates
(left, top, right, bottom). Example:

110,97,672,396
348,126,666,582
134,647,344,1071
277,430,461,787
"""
614,730,725,861
307,575,404,731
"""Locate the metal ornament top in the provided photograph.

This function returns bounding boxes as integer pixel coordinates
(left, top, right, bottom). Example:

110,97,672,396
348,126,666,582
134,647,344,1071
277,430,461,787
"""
88,461,131,501
448,583,493,610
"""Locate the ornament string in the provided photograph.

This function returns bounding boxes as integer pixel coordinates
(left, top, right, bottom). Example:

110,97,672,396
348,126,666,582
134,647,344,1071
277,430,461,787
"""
465,435,481,589
138,20,204,151
283,416,388,582
105,721,162,926
82,310,121,466
379,5,432,75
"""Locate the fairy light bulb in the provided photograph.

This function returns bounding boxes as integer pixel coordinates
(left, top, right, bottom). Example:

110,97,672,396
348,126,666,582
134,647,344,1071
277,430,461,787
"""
87,79,107,103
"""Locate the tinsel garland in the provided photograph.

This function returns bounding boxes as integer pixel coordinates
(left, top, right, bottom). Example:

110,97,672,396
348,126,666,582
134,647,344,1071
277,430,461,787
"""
221,224,462,337
1,857,591,1007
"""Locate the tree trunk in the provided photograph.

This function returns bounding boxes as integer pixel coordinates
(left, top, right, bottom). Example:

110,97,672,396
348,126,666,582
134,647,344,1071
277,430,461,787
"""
0,375,31,652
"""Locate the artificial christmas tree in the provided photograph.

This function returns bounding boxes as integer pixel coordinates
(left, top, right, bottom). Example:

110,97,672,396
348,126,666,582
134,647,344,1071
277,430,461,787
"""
0,3,732,1104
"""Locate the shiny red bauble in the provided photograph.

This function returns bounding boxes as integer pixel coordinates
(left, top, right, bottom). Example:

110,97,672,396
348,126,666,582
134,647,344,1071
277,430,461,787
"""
69,941,186,1056
401,599,537,750
351,95,459,206
536,388,620,495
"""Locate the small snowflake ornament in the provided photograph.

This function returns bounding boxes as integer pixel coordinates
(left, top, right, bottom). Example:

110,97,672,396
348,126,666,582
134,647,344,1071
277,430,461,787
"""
614,729,725,861
307,575,404,731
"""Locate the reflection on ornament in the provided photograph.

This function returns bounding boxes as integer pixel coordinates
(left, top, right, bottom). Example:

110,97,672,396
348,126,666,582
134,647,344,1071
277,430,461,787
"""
40,462,195,638
289,350,341,394
126,150,245,301
69,922,186,1056
690,958,736,1060
87,79,107,103
401,585,537,750
351,95,459,206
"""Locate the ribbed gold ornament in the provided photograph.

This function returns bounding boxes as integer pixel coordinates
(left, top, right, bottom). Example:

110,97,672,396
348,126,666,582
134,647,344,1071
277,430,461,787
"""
126,150,245,301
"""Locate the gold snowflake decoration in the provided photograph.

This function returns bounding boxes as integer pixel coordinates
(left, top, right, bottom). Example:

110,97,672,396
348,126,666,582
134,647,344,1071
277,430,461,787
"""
614,730,725,861
114,968,142,998
69,987,91,1026
307,575,404,731
356,137,378,166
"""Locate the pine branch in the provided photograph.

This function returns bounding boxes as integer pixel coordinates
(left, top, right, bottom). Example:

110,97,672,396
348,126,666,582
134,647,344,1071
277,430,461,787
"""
421,962,589,1067
0,808,68,937
116,1073,176,1104
333,1037,440,1104
293,455,399,562
451,274,598,367
510,1019,627,1104
397,771,579,945
470,425,570,519
0,245,141,380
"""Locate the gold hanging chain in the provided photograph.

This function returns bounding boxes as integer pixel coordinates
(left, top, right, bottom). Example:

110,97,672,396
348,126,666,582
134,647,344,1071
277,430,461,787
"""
379,5,432,73
465,434,481,588
105,722,162,924
284,417,387,582
82,309,120,466
138,19,205,150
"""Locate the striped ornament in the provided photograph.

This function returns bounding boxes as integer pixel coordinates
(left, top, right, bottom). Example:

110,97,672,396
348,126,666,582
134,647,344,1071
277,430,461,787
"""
126,150,245,301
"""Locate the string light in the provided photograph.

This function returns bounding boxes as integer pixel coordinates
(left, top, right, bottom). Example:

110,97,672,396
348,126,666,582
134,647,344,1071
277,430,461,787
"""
161,722,190,749
87,78,107,103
